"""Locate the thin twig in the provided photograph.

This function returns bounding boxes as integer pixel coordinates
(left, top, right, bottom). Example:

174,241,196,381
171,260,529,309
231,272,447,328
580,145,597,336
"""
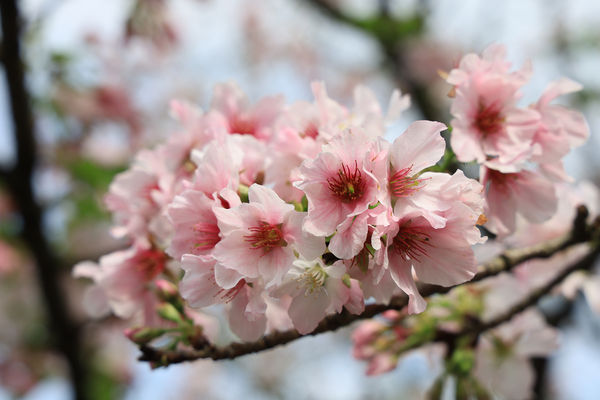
138,207,597,365
0,2,88,399
454,243,599,340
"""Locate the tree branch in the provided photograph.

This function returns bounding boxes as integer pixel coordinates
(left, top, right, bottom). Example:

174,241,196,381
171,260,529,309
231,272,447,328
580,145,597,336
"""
0,2,89,399
138,207,597,366
446,241,600,344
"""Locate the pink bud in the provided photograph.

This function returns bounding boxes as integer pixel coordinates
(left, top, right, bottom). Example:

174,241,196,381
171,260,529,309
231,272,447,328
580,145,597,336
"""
366,352,397,376
155,279,178,300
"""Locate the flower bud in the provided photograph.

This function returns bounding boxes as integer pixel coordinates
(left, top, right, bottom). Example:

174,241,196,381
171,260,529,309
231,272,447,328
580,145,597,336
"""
124,327,165,345
155,279,178,302
156,302,182,323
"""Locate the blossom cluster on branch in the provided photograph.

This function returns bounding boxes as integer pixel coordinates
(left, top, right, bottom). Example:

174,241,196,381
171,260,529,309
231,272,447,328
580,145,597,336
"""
74,44,593,386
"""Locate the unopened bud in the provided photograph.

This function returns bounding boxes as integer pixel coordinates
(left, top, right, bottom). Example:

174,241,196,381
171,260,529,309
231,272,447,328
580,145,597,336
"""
157,302,182,323
124,327,165,345
155,279,178,301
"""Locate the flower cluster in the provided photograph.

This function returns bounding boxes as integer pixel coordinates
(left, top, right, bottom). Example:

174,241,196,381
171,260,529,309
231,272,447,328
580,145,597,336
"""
75,44,588,346
75,78,488,340
446,44,588,236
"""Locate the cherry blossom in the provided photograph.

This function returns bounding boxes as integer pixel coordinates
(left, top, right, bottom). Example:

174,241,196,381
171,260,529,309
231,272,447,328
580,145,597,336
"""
213,184,325,286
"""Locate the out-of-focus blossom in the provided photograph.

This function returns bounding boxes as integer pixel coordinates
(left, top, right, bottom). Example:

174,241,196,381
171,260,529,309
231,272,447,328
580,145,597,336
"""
474,310,559,400
52,83,141,135
481,167,558,237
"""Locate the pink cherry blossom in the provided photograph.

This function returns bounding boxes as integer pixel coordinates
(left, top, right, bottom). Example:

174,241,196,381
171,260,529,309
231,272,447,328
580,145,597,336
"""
296,128,384,258
447,45,540,168
213,184,325,286
309,82,409,142
474,309,558,400
166,190,223,260
530,78,589,172
75,244,166,321
377,208,481,314
352,320,386,359
482,166,558,236
179,254,245,309
274,258,357,334
179,254,268,341
211,82,283,140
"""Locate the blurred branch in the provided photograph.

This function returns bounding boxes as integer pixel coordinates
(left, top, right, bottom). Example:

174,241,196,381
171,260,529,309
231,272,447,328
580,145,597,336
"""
138,207,598,366
430,241,600,353
301,0,444,121
0,2,89,399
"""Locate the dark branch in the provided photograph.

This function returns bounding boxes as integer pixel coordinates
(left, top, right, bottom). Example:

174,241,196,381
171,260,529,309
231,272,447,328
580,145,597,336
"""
0,2,89,399
452,242,600,341
400,241,600,358
138,207,597,366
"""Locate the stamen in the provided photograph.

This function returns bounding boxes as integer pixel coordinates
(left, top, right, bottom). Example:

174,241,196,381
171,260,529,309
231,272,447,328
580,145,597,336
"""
297,264,328,296
474,101,504,136
215,279,246,303
392,223,431,262
192,222,220,251
389,165,423,197
327,161,366,203
302,123,319,139
132,249,166,281
244,222,287,253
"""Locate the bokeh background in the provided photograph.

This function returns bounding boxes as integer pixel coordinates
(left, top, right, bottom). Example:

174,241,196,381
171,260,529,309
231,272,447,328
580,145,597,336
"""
1,0,600,399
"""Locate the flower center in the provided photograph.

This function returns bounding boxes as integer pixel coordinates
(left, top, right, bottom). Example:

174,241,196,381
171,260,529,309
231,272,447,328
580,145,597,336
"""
192,222,221,252
392,224,431,262
474,102,503,136
327,161,366,203
302,122,319,139
132,249,166,281
485,169,518,194
297,264,327,296
245,222,287,253
389,165,422,197
229,115,256,136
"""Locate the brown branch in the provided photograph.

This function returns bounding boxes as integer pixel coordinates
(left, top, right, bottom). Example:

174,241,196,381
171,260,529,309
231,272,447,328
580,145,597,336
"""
0,2,89,399
389,240,600,359
448,241,600,343
138,207,597,366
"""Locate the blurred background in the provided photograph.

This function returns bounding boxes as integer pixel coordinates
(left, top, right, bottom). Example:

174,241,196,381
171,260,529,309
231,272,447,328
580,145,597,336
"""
1,0,600,399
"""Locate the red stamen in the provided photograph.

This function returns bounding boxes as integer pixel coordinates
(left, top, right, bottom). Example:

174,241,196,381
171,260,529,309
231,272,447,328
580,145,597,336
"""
207,273,247,303
389,165,423,197
132,249,166,281
302,123,319,139
192,222,220,251
215,279,246,303
244,222,287,253
327,161,366,203
474,101,504,136
392,223,431,262
486,169,518,194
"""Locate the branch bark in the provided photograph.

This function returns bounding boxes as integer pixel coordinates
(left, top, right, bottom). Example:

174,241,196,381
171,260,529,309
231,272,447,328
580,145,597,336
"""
0,2,89,399
138,207,597,366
